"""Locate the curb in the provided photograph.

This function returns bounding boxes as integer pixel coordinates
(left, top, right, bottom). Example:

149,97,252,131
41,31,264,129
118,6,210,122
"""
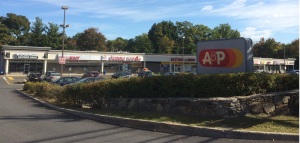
16,90,299,141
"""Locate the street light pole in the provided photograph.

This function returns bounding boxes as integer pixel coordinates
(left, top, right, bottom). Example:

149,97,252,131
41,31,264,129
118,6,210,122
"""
182,36,185,72
60,6,68,77
284,46,286,72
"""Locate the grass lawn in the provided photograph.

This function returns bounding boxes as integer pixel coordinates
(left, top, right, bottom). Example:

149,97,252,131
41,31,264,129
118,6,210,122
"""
62,105,299,134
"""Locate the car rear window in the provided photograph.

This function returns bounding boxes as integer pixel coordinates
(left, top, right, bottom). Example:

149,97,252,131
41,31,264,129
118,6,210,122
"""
30,73,40,77
51,73,61,76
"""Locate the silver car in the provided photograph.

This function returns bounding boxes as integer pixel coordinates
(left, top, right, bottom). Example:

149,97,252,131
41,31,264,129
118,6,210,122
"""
45,72,62,82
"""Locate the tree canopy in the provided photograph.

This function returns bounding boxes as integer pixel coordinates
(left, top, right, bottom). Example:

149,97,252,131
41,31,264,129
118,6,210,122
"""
76,27,106,51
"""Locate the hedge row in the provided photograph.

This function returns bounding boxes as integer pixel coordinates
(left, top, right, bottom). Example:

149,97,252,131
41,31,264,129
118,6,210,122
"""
23,73,299,107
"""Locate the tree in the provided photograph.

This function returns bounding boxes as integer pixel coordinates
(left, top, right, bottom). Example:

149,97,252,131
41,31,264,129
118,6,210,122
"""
148,21,177,54
66,33,81,51
28,17,47,46
0,23,15,46
125,34,153,53
176,21,205,55
253,38,281,58
1,13,30,45
211,23,240,40
193,24,212,41
133,33,153,53
76,27,106,51
294,55,299,69
125,39,136,52
158,36,175,54
114,37,128,52
106,40,115,52
45,22,61,49
284,39,299,58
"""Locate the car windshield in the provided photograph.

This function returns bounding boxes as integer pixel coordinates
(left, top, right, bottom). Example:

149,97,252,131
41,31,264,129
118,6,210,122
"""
29,73,40,77
91,72,99,74
77,78,91,83
53,78,61,82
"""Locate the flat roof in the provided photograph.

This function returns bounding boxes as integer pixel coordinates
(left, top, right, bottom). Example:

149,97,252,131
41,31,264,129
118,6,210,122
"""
2,45,51,51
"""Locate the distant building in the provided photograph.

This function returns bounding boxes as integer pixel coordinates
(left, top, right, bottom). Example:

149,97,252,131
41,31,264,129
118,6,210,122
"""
0,45,296,75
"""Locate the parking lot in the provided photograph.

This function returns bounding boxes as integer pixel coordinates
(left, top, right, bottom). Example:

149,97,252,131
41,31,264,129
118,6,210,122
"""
2,74,82,85
1,73,137,85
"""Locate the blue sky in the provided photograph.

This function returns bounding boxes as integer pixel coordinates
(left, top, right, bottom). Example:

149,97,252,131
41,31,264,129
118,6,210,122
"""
1,0,299,44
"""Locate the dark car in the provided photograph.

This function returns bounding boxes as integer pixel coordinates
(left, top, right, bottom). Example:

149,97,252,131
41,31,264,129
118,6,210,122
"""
82,71,100,78
27,73,42,82
70,77,105,85
51,77,81,86
287,70,299,74
0,69,4,75
111,71,132,79
138,70,153,77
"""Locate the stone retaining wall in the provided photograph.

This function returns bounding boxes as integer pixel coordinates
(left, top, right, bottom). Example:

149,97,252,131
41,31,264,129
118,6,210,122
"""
108,90,299,117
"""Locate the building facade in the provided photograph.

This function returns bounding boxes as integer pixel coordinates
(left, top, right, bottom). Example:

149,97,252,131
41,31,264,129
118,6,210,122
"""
0,45,296,75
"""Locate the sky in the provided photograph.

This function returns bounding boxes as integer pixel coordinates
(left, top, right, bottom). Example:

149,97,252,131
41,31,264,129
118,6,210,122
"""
0,0,299,44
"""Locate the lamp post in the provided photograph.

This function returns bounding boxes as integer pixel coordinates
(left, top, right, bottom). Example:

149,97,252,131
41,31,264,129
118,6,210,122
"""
60,6,69,76
284,46,286,72
182,36,185,72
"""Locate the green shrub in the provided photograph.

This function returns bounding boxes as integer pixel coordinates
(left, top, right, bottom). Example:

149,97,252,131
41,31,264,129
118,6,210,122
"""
26,73,299,107
23,82,36,93
63,83,86,105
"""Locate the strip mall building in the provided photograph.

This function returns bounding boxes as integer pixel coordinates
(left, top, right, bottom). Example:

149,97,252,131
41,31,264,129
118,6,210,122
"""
0,45,296,75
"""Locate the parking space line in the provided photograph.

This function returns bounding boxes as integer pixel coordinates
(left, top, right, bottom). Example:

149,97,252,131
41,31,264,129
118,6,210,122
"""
3,77,10,85
7,77,14,80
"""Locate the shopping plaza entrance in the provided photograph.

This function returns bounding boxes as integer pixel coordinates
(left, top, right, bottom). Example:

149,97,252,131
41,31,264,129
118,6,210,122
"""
9,60,43,74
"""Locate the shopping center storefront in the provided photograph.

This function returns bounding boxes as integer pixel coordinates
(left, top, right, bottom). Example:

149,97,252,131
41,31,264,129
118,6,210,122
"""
0,45,296,75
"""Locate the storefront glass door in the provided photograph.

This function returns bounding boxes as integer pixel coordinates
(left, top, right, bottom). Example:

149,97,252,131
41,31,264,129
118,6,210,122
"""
24,64,30,74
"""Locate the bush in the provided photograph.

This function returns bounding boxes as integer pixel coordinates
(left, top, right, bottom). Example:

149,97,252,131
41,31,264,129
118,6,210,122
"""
25,72,299,108
23,82,62,101
23,82,36,93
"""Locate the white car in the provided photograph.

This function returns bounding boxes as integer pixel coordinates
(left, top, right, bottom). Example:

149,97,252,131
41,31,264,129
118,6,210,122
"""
45,73,62,82
164,72,181,76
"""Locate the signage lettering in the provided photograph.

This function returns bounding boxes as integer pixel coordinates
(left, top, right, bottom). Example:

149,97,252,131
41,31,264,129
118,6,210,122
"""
198,48,243,68
58,55,80,60
108,56,141,61
16,54,38,59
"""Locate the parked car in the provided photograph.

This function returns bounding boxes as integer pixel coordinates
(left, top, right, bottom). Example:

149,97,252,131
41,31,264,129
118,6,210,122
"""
70,77,105,85
82,71,100,78
111,71,132,79
138,70,154,77
51,77,81,86
45,72,61,82
0,69,4,75
27,72,42,82
42,71,56,80
287,70,299,74
164,72,180,76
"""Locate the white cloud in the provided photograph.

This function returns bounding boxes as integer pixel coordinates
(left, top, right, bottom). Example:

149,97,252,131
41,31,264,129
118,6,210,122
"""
209,0,299,31
202,5,213,11
241,27,272,42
